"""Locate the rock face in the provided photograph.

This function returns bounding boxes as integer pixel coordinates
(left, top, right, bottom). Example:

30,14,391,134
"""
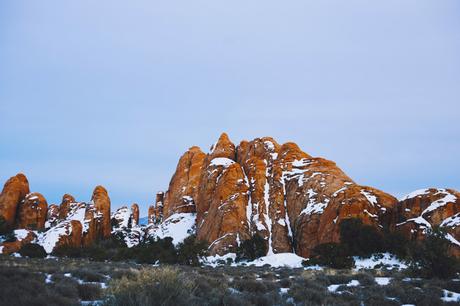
0,229,36,254
164,134,399,256
131,203,139,226
162,147,205,218
46,204,60,228
396,188,460,255
1,135,460,259
91,186,111,239
59,194,76,220
0,173,30,228
16,192,48,230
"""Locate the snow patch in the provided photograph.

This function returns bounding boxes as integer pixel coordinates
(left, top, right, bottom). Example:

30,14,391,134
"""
148,213,196,245
354,253,408,270
210,157,235,167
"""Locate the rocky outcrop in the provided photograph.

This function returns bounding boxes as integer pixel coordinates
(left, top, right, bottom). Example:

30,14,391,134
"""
163,134,399,256
16,192,48,230
46,204,60,228
39,220,83,253
91,186,111,239
162,147,205,218
131,204,139,226
0,173,30,228
396,188,460,255
59,194,76,220
0,229,36,254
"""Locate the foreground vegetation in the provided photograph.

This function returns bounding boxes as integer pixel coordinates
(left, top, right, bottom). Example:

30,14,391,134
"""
1,256,460,306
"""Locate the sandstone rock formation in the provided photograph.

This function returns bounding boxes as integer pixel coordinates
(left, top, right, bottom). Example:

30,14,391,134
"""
131,203,139,226
162,147,205,218
46,204,60,228
396,188,460,255
91,186,111,239
0,173,30,228
0,229,36,254
164,133,399,256
59,194,76,220
16,192,48,230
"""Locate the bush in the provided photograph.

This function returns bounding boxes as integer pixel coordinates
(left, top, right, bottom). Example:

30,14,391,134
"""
0,216,11,235
409,227,460,279
382,230,410,258
105,267,195,306
236,234,267,261
78,283,103,301
340,218,383,257
306,242,354,269
19,243,47,258
176,235,208,266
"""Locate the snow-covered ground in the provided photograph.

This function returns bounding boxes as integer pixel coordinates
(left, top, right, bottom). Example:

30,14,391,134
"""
354,253,408,270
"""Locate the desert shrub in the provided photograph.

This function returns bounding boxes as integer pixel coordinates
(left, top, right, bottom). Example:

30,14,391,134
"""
78,283,103,300
73,269,106,282
408,227,460,279
382,230,410,258
354,272,375,286
0,216,12,235
132,237,177,264
0,266,79,306
289,278,328,305
236,234,267,261
306,242,354,269
52,245,84,258
233,279,269,293
176,235,209,266
19,243,47,258
340,218,383,257
105,267,195,306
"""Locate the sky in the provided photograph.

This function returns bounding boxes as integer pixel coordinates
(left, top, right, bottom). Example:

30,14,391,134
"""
1,1,459,216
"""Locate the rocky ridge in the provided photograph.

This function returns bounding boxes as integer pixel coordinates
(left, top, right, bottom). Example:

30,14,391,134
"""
0,134,459,258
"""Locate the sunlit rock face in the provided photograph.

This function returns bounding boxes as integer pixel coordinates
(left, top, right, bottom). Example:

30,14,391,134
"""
0,173,30,228
16,192,48,230
162,133,398,256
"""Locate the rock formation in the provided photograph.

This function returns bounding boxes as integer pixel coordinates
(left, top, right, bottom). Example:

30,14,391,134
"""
164,134,399,256
131,203,139,226
16,192,48,230
396,188,460,255
1,134,460,259
46,204,60,228
162,147,205,218
91,186,111,239
0,173,30,228
59,194,76,220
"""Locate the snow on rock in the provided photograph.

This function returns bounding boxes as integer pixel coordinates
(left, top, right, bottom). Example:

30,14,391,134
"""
37,221,72,253
148,213,196,245
354,253,408,270
360,190,378,206
209,158,235,168
399,189,431,201
14,229,30,240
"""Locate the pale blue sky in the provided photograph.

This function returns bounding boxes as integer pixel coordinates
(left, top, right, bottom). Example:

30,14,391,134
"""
1,1,459,215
